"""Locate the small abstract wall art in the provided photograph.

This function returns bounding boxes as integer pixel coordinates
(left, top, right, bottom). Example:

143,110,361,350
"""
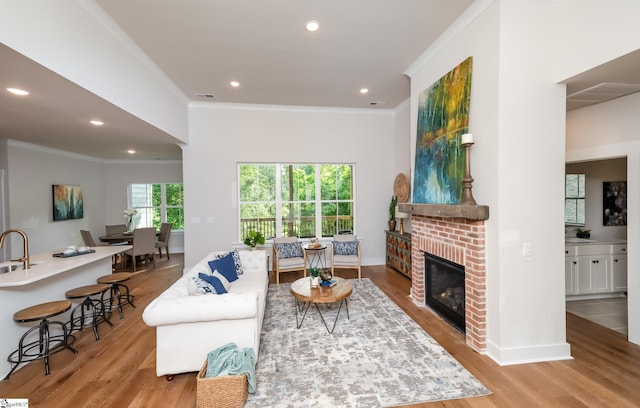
413,57,473,204
52,184,84,221
603,181,626,226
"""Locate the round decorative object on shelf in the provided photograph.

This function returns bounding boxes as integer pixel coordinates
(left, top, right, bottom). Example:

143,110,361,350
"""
394,173,410,203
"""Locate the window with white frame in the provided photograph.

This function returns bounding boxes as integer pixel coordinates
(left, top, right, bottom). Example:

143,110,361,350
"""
238,163,355,240
565,174,585,226
128,183,184,230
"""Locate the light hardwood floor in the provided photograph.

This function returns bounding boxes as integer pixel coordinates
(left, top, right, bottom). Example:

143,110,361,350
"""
1,254,639,407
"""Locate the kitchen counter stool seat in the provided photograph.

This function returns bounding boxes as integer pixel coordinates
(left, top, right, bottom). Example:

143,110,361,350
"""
97,273,136,319
3,300,78,380
65,283,113,341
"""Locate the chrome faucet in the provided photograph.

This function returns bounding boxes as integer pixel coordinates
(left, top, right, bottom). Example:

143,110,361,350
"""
0,228,30,270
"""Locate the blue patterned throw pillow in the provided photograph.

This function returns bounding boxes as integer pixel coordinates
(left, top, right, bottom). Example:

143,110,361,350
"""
213,250,244,275
187,276,216,295
198,272,229,294
208,252,239,282
333,241,358,256
276,242,303,259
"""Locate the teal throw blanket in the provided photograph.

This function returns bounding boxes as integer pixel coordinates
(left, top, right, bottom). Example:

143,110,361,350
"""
206,343,256,393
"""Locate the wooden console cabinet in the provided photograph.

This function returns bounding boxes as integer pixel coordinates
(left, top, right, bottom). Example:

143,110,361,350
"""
385,230,411,278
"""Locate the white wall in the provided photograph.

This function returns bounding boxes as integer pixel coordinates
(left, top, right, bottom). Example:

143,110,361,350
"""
0,140,183,258
104,160,184,253
393,99,412,233
553,0,640,85
407,0,571,365
3,140,105,255
183,103,397,269
566,158,627,242
0,1,188,142
566,92,640,344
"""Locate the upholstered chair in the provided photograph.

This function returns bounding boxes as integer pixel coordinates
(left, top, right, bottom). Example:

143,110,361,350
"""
155,223,172,259
105,224,129,246
122,227,156,272
330,234,361,280
105,224,127,235
272,237,307,285
80,230,98,247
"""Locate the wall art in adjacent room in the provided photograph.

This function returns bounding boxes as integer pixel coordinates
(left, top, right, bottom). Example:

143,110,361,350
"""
603,181,626,226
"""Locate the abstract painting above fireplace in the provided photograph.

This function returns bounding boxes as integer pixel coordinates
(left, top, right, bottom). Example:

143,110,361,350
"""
413,56,473,205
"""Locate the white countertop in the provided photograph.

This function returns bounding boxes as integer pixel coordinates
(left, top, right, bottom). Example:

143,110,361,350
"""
0,245,131,287
565,238,626,245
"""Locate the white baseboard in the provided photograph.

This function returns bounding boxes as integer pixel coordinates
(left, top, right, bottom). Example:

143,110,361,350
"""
485,340,573,366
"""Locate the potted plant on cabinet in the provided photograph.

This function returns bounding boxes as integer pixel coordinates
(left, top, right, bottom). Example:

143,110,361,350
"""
576,228,591,239
243,230,265,249
388,195,397,231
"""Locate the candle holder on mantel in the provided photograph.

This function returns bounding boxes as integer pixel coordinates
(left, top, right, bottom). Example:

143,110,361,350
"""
459,133,477,206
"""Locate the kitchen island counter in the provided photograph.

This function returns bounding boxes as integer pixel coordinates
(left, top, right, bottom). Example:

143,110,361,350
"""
0,245,131,378
0,245,131,287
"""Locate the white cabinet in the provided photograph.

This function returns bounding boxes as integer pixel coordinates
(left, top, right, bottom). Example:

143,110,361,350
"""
564,247,578,295
579,255,610,293
565,242,626,297
564,255,578,295
611,244,627,292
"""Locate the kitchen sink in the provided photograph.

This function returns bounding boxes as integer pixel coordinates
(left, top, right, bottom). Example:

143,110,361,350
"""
0,261,43,274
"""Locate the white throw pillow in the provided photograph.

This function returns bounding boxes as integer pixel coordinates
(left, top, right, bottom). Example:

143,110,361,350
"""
211,270,231,292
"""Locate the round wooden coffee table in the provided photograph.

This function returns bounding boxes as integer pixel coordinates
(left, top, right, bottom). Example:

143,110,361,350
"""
290,276,353,333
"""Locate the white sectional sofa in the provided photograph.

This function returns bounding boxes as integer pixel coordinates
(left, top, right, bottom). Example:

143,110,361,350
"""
142,249,268,377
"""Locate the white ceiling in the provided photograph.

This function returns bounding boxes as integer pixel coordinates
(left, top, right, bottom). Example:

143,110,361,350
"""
1,0,639,160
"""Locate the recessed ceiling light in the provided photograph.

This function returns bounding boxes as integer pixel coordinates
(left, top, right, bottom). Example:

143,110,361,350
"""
127,149,136,154
6,88,29,96
305,20,319,32
230,81,240,88
360,88,369,94
89,120,104,126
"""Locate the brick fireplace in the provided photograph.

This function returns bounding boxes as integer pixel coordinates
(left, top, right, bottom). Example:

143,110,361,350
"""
402,206,488,353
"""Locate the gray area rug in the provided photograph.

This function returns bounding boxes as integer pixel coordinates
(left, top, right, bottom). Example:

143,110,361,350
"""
245,278,491,407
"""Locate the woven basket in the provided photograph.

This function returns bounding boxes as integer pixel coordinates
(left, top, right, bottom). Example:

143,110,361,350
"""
196,361,248,408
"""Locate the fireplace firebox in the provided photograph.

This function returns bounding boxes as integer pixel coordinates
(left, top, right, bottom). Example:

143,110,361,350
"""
424,252,465,333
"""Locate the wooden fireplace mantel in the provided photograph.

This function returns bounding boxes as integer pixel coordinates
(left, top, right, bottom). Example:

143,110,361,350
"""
398,203,489,221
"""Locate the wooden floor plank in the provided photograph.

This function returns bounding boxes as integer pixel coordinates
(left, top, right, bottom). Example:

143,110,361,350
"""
1,255,639,407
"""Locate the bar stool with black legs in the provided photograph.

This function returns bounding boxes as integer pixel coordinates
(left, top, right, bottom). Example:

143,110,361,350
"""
65,283,113,341
97,273,136,319
4,300,78,380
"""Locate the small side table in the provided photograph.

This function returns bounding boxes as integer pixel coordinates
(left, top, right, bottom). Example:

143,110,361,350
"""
302,243,327,272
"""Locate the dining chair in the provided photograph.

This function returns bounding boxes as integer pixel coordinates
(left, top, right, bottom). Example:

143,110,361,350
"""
272,237,306,285
106,224,127,235
330,234,361,280
80,230,98,247
122,227,156,272
155,223,172,259
82,229,121,269
104,224,129,247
